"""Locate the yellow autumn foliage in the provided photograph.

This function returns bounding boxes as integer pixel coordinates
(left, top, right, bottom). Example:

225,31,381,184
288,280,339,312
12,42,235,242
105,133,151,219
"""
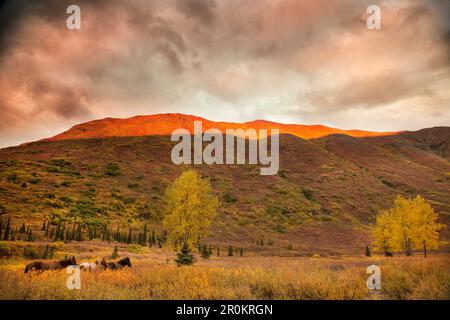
373,195,444,254
163,170,218,247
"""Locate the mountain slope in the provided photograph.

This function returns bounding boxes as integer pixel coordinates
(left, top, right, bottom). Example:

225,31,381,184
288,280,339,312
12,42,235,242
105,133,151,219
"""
45,113,399,141
1,121,449,255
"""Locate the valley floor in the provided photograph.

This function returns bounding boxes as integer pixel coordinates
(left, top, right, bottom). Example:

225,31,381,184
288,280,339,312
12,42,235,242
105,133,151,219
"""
0,244,448,300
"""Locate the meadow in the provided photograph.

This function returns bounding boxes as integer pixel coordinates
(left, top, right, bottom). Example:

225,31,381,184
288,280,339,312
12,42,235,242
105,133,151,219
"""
0,249,448,300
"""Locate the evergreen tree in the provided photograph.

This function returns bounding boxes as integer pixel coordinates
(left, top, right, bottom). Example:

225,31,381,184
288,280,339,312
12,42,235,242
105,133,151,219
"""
27,229,33,242
151,229,156,245
111,246,119,259
54,222,61,241
76,224,82,241
228,245,233,257
115,226,120,242
143,224,148,245
45,221,50,237
175,242,194,266
19,223,26,234
127,228,132,244
365,245,371,257
0,219,3,239
41,220,46,231
3,216,11,241
43,244,49,259
208,244,213,256
239,248,244,257
201,244,210,259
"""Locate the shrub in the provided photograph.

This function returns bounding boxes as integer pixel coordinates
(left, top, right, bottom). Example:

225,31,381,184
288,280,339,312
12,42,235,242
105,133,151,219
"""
106,163,121,176
302,188,315,202
23,246,39,259
223,193,237,204
0,241,11,256
127,244,145,254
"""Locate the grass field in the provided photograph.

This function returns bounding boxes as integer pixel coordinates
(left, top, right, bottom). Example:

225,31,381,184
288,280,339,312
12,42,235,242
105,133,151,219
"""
0,248,448,300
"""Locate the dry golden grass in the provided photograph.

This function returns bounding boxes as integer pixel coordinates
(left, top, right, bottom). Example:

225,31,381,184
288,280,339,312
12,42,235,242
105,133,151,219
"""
0,255,448,300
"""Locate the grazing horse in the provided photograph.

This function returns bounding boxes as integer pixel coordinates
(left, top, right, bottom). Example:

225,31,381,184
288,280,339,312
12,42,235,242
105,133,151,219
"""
105,257,132,270
25,256,77,273
79,258,107,271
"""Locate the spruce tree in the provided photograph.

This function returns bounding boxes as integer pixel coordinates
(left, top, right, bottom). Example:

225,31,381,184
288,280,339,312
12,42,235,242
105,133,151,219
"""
27,229,33,242
143,224,148,245
111,245,119,259
41,220,46,231
365,245,371,257
151,229,156,245
19,223,26,234
201,244,210,259
127,228,132,244
228,245,233,256
0,219,3,239
217,247,220,257
240,248,244,257
175,242,194,266
3,216,11,241
43,244,49,259
45,221,50,237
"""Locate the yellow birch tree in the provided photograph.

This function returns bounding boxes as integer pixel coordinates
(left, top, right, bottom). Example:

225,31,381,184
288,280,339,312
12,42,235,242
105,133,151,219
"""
163,170,219,248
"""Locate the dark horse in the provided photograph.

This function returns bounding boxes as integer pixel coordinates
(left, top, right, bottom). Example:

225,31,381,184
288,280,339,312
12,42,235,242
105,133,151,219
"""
105,257,132,270
24,256,77,273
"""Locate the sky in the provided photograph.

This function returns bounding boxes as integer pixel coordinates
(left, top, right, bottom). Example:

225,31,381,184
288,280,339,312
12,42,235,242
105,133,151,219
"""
0,0,449,148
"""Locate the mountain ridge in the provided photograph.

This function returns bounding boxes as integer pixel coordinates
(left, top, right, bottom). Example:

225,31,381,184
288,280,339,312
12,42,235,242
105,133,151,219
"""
44,113,401,142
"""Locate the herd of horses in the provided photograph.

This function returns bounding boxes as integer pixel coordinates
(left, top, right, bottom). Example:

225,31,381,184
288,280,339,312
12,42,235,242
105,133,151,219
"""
24,256,132,273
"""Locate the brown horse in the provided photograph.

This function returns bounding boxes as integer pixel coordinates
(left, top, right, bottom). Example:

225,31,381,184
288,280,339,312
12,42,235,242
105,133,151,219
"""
105,257,132,270
24,256,77,273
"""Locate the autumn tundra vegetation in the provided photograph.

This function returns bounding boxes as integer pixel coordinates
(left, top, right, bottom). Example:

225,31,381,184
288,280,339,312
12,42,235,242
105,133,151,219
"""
0,169,448,300
0,118,449,300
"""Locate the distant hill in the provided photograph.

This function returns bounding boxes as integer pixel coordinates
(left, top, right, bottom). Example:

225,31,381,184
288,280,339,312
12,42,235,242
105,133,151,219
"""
0,115,448,256
45,113,399,141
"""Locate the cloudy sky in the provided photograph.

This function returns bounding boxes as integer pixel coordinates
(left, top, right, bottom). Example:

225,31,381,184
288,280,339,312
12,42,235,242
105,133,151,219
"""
0,0,449,147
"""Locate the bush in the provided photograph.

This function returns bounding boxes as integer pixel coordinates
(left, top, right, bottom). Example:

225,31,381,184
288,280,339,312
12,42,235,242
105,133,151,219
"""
23,246,39,259
223,193,237,204
106,163,121,176
0,241,11,256
127,244,145,254
302,188,315,202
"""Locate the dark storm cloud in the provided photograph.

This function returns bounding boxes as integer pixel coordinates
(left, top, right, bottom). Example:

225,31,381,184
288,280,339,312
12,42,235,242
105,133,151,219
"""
305,72,436,111
0,0,449,147
176,0,217,26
